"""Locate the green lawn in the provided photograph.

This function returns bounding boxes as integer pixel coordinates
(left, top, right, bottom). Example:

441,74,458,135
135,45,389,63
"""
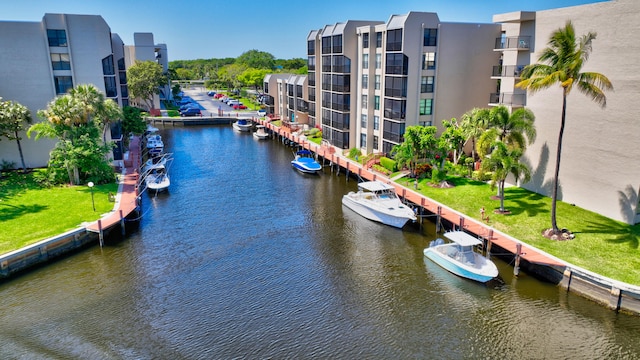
0,171,119,254
396,176,640,285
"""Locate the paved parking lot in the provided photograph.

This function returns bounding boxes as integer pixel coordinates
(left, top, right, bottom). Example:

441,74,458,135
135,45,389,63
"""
181,87,258,118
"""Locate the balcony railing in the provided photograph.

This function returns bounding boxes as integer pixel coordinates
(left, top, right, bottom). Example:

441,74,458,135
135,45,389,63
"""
494,36,531,50
491,65,526,77
489,92,526,106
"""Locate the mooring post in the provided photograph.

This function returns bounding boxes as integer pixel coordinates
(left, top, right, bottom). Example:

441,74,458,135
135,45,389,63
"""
98,219,104,248
436,206,442,233
120,210,125,236
459,216,464,230
514,243,522,276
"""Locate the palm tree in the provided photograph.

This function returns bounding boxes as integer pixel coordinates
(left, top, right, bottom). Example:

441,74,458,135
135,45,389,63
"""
516,21,612,236
476,105,536,159
0,99,33,173
460,107,490,162
481,140,531,213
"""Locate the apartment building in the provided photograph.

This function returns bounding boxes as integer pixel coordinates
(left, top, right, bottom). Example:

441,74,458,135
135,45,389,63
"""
0,13,164,169
124,32,170,110
355,12,501,154
493,0,640,224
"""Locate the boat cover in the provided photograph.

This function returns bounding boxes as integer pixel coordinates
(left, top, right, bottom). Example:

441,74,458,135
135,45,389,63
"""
357,181,395,192
443,231,482,246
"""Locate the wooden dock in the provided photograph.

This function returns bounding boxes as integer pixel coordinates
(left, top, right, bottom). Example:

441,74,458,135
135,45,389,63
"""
85,136,141,243
258,118,565,269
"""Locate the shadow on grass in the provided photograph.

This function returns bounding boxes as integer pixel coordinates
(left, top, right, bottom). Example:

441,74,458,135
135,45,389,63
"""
581,218,640,250
501,188,549,217
0,203,49,222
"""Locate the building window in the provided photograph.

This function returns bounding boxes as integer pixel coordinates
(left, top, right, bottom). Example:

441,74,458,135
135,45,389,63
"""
363,33,369,48
104,77,117,98
120,85,128,98
362,94,368,109
375,53,381,69
360,133,367,148
361,114,367,128
420,98,433,115
362,74,368,89
386,53,408,75
373,115,380,130
373,135,379,150
332,34,343,53
47,29,67,47
322,36,331,54
384,98,406,120
374,95,380,110
423,28,437,46
384,76,407,98
375,75,381,90
102,55,115,76
362,54,369,69
51,53,70,70
386,29,403,51
376,32,382,48
421,76,434,93
422,52,436,70
54,76,73,94
308,40,315,55
308,56,316,70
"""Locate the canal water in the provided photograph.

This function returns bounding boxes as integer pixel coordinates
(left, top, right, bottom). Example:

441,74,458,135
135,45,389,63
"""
1,126,638,359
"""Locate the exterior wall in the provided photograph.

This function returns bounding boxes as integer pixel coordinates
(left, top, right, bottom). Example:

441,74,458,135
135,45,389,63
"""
495,0,640,224
262,73,292,117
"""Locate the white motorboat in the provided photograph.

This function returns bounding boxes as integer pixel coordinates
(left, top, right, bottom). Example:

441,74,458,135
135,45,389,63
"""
291,150,322,174
232,119,253,132
341,181,416,228
253,125,269,140
423,231,499,283
145,164,170,192
144,156,167,173
146,134,164,155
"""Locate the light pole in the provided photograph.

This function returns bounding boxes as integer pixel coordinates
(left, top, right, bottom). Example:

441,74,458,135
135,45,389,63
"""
88,181,95,212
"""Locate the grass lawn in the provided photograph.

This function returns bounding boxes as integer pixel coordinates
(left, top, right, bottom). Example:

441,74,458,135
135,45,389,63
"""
0,171,119,254
396,176,640,285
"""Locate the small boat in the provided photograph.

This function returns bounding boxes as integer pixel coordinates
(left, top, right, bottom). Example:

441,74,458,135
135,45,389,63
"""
423,231,499,283
232,119,253,132
146,134,164,156
143,153,171,173
253,125,269,140
145,164,170,192
291,150,322,174
342,180,417,228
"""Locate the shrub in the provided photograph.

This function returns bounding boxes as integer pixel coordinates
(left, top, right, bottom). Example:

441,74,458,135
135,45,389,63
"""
414,163,432,179
472,170,492,181
379,156,396,172
430,167,448,184
372,164,391,175
348,148,362,159
167,110,180,117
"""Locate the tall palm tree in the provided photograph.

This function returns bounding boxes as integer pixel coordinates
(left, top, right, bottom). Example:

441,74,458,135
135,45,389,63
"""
460,107,490,162
516,21,612,235
481,140,531,213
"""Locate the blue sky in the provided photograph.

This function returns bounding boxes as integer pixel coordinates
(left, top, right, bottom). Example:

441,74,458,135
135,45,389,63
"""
1,0,606,61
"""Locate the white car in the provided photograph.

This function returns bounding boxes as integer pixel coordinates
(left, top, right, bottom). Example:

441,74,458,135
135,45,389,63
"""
227,99,240,106
257,109,267,116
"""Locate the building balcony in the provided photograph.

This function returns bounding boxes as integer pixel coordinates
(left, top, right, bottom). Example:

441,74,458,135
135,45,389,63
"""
494,36,531,51
491,65,526,78
489,93,526,107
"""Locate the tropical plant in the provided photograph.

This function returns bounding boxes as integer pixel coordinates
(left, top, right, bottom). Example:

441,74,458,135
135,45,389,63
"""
476,106,536,158
122,106,147,136
516,20,612,236
481,140,531,213
0,98,33,172
439,118,466,165
460,107,491,162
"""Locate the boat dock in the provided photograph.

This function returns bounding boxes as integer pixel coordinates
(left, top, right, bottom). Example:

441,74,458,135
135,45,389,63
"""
256,118,566,273
85,135,142,244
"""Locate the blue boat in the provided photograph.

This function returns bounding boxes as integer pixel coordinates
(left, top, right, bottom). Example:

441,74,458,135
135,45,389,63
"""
291,150,322,174
423,231,499,283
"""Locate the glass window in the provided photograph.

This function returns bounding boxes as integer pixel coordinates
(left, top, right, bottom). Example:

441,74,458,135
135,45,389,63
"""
420,98,433,115
422,52,436,70
322,37,331,54
421,76,434,93
361,114,367,128
362,94,368,109
102,55,115,76
51,53,70,70
373,135,379,150
308,40,315,55
47,29,67,47
374,95,380,110
362,54,369,69
104,77,117,97
385,53,408,75
332,34,343,53
54,76,73,94
375,53,381,69
375,75,380,90
386,29,403,51
376,32,382,48
362,74,368,89
423,28,438,46
362,33,369,48
373,115,380,130
360,133,367,148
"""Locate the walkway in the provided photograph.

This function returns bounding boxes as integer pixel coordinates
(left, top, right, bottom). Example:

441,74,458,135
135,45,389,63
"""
258,118,565,268
85,136,140,235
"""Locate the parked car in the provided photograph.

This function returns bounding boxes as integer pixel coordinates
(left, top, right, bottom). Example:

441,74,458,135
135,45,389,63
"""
232,104,247,110
179,103,198,111
257,109,267,116
227,99,240,106
214,93,224,99
207,91,216,96
180,108,201,117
